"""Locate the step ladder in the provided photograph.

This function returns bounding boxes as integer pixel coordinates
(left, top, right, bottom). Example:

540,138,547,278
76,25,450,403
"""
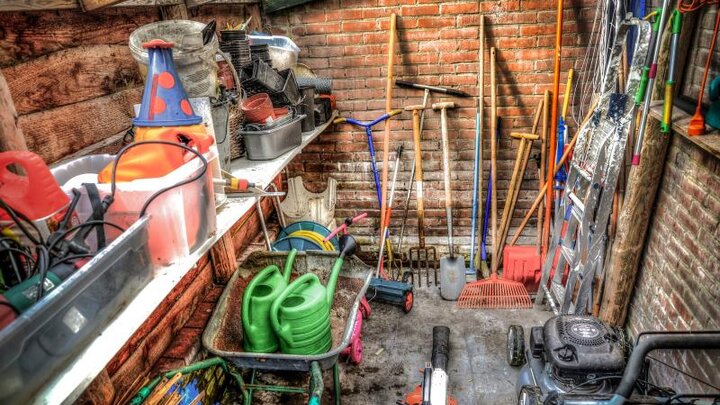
536,18,652,315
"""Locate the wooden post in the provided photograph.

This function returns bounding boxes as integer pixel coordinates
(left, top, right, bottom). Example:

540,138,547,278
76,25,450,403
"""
0,71,28,152
209,233,237,284
161,3,188,20
599,24,675,327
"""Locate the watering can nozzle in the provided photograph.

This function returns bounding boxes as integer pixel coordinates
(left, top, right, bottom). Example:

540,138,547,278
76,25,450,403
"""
339,235,357,258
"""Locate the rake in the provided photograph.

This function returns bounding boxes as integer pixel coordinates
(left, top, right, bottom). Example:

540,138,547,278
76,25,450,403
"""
457,46,531,309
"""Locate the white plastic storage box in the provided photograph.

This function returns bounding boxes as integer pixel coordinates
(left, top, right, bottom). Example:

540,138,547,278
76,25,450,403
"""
51,148,218,268
0,217,152,405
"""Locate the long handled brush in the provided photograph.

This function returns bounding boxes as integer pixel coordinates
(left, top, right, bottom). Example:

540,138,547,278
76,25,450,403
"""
457,47,531,309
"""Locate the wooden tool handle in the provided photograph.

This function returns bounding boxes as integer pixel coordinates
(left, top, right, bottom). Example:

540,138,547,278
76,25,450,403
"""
412,108,426,246
490,46,498,275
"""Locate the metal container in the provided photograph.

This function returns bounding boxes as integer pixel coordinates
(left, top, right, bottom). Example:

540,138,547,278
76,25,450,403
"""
240,114,305,160
248,34,300,71
299,86,316,133
211,96,232,172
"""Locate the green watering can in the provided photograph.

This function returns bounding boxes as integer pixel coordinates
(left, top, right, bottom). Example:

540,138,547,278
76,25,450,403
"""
242,249,298,353
270,235,357,355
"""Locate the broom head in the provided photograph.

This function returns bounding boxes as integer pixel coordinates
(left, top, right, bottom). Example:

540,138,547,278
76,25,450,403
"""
457,274,532,309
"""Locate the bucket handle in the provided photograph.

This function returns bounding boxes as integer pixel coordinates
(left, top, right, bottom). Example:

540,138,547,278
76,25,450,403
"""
0,151,42,192
242,264,280,329
270,273,318,345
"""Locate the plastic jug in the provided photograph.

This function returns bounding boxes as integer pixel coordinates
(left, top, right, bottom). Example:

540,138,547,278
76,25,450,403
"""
242,249,297,353
270,235,357,355
0,151,69,222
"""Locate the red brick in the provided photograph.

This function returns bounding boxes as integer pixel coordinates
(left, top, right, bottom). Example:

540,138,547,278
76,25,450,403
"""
342,20,377,32
400,4,438,16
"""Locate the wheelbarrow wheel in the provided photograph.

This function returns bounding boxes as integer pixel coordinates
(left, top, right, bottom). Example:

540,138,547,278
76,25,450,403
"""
403,291,414,313
349,336,363,364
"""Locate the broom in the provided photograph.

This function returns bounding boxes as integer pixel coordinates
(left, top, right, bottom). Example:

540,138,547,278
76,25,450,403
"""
457,46,531,309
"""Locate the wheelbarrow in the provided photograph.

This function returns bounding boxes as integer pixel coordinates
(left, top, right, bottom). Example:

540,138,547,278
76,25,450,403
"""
202,250,373,404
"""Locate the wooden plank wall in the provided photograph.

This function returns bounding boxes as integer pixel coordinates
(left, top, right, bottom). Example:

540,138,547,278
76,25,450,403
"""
0,3,261,164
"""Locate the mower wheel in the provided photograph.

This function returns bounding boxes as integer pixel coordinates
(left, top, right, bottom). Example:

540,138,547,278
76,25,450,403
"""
402,291,414,313
517,385,541,405
507,324,526,367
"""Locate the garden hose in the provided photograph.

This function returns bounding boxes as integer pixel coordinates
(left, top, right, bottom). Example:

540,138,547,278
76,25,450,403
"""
288,230,335,251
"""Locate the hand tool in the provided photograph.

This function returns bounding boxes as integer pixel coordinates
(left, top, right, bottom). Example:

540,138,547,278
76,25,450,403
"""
509,100,598,247
544,0,565,258
395,80,472,98
633,0,671,160
405,104,438,287
434,101,466,301
688,7,720,136
470,15,485,277
490,47,498,277
538,90,551,253
376,145,404,278
380,13,398,249
494,132,540,264
397,89,430,262
333,110,403,207
661,10,682,133
554,69,574,212
456,49,531,309
495,99,544,263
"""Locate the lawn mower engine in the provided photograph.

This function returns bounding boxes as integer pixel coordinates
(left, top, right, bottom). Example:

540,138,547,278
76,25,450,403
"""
511,315,626,404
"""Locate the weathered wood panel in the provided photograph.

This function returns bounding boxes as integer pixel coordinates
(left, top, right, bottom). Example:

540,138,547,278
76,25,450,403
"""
0,71,28,151
0,8,158,67
79,0,125,11
0,0,77,12
108,262,214,394
19,86,141,163
2,45,143,115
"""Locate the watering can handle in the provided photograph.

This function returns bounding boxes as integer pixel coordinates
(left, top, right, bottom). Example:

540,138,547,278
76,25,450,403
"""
270,273,318,345
242,264,280,328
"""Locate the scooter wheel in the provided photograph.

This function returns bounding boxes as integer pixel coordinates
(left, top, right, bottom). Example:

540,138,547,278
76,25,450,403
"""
507,324,526,367
359,297,371,319
403,291,414,313
349,336,363,364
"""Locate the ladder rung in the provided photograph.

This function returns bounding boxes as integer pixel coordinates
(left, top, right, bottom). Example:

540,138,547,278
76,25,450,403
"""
560,245,574,265
568,192,585,214
575,166,593,182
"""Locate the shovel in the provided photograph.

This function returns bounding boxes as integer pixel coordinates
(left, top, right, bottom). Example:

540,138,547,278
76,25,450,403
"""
434,101,466,300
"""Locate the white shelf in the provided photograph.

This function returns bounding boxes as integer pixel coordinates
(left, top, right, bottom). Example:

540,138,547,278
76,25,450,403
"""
37,113,336,405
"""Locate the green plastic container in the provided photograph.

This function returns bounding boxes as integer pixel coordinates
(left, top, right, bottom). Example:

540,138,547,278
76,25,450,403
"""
242,249,297,353
270,235,357,355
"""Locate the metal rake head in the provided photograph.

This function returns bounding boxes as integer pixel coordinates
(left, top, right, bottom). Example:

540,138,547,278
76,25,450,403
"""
457,276,532,309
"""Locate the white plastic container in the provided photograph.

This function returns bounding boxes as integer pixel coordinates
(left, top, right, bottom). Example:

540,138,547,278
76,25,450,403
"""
51,148,218,269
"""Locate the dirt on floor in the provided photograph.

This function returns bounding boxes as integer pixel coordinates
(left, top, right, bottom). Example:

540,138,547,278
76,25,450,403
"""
223,285,550,405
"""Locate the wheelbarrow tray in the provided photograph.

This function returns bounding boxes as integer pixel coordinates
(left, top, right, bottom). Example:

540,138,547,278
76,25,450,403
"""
202,251,372,372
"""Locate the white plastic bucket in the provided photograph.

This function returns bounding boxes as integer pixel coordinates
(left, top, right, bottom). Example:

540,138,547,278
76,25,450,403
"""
130,20,219,98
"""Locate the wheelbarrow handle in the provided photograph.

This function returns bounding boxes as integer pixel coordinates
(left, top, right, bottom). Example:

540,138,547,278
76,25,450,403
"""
324,212,368,241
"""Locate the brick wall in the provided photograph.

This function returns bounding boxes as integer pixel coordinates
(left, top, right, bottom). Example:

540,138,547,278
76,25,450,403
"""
626,130,720,393
264,0,596,254
680,7,719,102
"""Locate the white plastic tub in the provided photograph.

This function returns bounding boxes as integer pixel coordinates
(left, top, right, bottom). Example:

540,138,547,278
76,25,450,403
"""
51,147,218,268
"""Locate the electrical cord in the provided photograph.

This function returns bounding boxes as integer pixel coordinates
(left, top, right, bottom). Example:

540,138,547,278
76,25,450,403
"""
0,197,44,245
46,220,125,260
34,245,49,301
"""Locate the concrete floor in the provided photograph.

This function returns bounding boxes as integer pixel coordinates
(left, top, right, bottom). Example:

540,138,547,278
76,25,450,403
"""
338,286,551,404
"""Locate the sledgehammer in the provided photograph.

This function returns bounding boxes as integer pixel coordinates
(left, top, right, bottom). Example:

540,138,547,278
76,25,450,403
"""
395,80,472,98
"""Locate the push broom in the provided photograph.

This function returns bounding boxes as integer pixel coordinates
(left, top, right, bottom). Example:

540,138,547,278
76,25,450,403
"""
457,46,532,309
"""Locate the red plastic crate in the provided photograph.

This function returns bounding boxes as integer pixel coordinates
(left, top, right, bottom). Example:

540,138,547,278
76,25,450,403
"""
502,246,542,293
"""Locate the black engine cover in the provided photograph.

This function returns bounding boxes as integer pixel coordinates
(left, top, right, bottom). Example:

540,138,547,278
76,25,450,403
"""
543,316,625,384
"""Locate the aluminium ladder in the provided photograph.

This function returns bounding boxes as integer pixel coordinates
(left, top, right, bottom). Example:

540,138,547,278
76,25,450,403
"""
536,18,652,315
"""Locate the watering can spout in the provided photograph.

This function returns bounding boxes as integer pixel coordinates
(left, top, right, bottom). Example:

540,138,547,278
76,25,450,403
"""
326,235,356,306
283,248,298,283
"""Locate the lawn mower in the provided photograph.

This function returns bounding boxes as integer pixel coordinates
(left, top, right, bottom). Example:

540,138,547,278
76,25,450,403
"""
508,315,720,404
